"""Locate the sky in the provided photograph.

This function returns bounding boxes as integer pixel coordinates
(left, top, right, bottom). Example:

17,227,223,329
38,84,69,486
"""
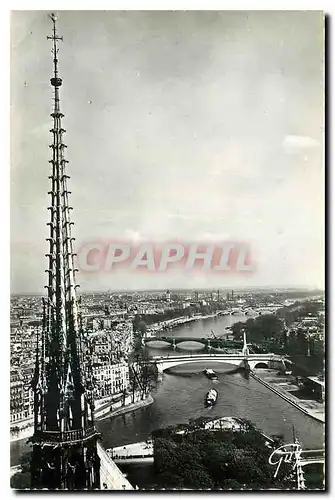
10,10,324,293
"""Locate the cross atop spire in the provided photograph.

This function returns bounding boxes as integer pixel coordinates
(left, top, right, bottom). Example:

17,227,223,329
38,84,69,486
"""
47,13,63,44
47,13,63,112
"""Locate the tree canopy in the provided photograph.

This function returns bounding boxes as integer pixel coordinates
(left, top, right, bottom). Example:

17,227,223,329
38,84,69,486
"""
152,420,294,490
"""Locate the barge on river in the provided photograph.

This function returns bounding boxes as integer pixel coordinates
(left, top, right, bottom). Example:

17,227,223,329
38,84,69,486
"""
203,368,219,381
205,389,218,407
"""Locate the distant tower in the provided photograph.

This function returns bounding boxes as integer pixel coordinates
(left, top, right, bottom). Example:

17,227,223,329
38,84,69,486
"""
231,289,234,300
30,14,100,490
217,289,220,302
195,291,199,302
166,289,171,302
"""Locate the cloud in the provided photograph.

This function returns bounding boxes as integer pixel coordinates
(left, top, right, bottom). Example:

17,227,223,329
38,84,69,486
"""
30,122,50,137
197,232,231,241
124,229,142,242
283,135,320,153
11,11,324,292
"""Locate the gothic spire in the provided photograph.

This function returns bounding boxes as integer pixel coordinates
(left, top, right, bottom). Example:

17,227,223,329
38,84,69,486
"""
44,12,85,428
30,14,100,489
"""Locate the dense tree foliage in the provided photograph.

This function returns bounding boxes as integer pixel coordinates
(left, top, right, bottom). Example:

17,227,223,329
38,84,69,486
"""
132,315,147,337
231,301,324,374
10,472,31,489
152,420,294,490
303,463,325,490
233,315,284,343
276,300,324,326
129,336,157,397
10,452,32,489
20,451,33,473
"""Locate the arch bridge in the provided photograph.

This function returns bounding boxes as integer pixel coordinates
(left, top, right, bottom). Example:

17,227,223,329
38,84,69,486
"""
145,336,244,350
298,449,325,467
153,353,285,373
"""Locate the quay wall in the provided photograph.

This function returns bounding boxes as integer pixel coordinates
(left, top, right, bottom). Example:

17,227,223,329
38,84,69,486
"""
99,394,154,420
250,372,324,423
10,394,154,443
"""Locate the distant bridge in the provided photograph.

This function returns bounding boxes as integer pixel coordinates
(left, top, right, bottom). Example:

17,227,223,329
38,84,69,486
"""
299,457,325,467
299,449,325,467
145,336,244,350
153,353,285,372
108,441,154,465
144,337,284,355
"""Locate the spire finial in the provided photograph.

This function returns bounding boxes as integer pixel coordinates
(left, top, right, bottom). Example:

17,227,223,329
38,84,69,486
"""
47,12,63,45
47,13,63,109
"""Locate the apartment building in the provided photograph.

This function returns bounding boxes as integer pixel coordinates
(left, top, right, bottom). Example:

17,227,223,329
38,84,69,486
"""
92,361,130,399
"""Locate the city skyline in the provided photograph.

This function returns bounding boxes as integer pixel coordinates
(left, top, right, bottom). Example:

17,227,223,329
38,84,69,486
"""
11,11,324,293
10,285,325,297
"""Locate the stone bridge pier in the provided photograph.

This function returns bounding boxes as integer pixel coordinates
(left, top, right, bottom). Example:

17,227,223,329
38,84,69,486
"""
156,363,164,375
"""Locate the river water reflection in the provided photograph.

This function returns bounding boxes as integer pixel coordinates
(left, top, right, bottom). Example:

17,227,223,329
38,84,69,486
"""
97,314,324,452
157,313,252,338
97,358,324,451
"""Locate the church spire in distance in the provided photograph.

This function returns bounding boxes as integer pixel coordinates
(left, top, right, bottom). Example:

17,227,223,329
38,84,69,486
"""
30,13,101,490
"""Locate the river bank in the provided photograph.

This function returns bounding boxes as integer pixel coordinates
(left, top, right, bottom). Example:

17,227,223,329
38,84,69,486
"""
148,312,255,340
147,313,221,335
11,427,33,443
251,369,325,423
10,393,155,444
98,394,154,422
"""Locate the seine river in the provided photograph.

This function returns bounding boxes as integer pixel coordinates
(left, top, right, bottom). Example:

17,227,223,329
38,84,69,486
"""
159,312,250,338
95,313,323,451
11,315,324,476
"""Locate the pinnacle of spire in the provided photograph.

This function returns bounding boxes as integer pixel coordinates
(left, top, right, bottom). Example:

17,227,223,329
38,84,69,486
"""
33,12,95,436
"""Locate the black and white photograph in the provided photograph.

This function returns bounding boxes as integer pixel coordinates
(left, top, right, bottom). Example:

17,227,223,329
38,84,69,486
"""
9,9,325,490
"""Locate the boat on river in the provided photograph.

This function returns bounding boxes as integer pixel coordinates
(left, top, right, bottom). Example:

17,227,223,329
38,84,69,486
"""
203,368,218,381
205,389,218,407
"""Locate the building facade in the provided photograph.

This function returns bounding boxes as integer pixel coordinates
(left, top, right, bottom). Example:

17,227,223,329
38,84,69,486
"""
92,362,130,399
